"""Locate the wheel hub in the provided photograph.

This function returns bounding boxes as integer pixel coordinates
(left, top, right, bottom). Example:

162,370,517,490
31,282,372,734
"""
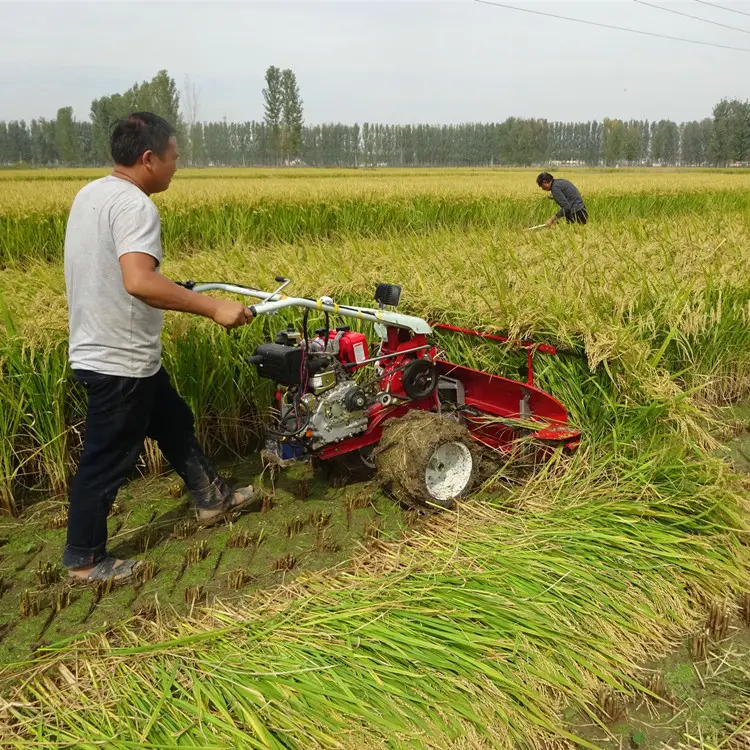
424,442,473,502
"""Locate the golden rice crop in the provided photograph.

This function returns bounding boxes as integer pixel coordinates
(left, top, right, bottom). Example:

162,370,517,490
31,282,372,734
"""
3,167,750,214
1,167,750,748
3,168,750,268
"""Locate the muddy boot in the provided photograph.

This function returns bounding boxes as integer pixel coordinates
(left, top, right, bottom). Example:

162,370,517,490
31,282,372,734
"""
196,485,263,527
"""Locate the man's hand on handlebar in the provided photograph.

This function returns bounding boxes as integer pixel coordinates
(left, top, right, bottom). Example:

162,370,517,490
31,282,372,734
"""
212,299,254,330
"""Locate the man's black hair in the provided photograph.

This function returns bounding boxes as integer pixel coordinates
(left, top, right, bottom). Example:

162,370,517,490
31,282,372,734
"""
110,112,175,167
536,172,554,186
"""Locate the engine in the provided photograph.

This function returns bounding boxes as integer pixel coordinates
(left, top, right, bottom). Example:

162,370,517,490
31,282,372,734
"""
247,325,372,460
303,381,369,449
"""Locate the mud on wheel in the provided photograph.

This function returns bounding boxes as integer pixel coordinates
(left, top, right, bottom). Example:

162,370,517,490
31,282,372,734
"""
373,411,477,509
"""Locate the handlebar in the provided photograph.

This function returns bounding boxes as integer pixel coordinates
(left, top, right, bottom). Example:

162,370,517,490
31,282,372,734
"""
182,281,432,335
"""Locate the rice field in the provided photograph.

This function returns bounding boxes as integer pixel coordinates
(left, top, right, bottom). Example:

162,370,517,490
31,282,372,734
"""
1,167,750,748
3,167,750,267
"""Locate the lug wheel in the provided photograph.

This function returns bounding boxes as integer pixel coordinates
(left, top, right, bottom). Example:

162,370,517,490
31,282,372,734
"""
373,411,476,509
424,441,474,503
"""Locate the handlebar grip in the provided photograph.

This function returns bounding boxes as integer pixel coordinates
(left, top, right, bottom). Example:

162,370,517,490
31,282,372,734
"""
249,305,257,316
274,276,288,283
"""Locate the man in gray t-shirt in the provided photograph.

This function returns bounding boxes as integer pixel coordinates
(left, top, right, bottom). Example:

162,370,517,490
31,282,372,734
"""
66,174,166,377
63,112,259,584
536,172,588,227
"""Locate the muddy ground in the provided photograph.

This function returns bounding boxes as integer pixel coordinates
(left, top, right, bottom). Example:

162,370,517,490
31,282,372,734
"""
0,457,407,668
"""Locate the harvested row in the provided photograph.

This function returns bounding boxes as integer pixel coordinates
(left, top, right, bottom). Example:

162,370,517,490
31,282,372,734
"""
2,459,748,748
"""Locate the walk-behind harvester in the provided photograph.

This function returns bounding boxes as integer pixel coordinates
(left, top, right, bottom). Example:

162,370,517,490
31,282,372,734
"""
183,278,581,508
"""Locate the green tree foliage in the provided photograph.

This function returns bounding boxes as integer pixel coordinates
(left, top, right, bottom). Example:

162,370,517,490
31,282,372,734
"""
29,119,57,165
190,122,207,167
711,99,750,165
90,94,131,164
54,107,78,165
602,119,626,166
623,122,643,165
0,121,32,164
2,71,750,169
680,119,713,166
75,121,94,166
280,68,304,162
89,70,181,164
651,120,680,165
138,70,181,126
263,65,283,163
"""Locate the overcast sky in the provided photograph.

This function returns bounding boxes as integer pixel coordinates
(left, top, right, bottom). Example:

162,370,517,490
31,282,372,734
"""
1,0,749,125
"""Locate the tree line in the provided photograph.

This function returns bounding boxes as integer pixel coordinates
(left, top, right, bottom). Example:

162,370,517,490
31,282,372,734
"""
0,69,747,168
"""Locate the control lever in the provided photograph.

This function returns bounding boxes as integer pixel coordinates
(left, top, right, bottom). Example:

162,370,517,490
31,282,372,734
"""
270,276,291,300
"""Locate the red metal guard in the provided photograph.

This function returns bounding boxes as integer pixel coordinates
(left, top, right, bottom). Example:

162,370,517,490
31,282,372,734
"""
430,323,557,388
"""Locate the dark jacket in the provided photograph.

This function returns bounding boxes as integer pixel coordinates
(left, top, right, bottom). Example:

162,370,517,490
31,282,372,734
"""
550,178,586,219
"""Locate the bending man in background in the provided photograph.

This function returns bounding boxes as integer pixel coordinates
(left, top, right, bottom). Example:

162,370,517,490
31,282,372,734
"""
536,172,588,226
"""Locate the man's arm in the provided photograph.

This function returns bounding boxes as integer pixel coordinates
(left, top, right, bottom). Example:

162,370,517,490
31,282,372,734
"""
120,253,253,329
